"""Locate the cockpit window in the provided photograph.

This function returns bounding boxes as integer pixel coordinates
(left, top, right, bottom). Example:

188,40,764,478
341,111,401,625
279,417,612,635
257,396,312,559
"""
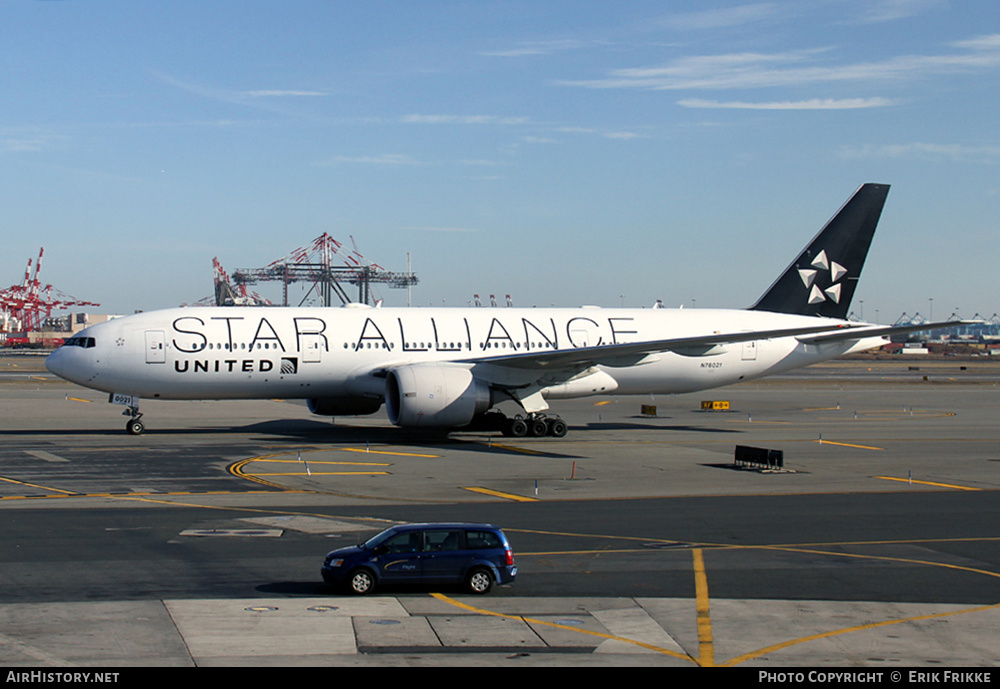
63,337,96,349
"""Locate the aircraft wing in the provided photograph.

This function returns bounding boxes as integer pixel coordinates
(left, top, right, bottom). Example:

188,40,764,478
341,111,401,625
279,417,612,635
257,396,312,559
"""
795,320,976,344
464,322,863,371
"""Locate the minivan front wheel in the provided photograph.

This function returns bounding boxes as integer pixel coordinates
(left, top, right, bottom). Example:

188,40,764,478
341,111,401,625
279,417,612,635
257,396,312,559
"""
466,568,494,594
348,568,376,595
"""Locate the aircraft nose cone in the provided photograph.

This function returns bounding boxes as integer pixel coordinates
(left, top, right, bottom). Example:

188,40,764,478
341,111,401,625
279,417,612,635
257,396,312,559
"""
45,348,67,379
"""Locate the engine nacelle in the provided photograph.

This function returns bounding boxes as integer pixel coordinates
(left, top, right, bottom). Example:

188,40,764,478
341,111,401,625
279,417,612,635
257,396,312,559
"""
385,364,492,428
307,397,383,417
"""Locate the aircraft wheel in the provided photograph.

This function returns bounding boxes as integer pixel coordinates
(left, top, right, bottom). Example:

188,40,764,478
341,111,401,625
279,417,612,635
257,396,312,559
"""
547,418,568,437
126,419,145,436
505,417,528,437
527,417,548,437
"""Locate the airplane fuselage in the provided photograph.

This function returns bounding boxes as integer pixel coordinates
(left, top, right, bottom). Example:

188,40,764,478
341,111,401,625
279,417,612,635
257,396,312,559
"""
46,304,883,403
43,184,908,436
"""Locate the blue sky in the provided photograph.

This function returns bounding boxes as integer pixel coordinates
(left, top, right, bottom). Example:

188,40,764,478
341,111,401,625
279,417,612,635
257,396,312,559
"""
2,1,997,323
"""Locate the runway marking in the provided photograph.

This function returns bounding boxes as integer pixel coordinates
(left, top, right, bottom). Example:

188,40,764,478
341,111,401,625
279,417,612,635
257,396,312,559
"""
692,548,715,667
341,447,439,458
509,526,1000,667
229,457,387,488
816,439,884,450
718,543,1000,666
248,471,390,476
66,397,91,403
233,456,391,481
25,450,70,463
720,601,1000,667
0,475,78,496
252,458,391,465
874,476,982,491
430,593,694,662
483,442,546,455
461,486,538,502
0,488,287,501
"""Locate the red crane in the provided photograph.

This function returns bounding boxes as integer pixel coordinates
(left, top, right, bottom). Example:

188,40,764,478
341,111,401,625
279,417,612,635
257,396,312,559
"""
1,248,99,334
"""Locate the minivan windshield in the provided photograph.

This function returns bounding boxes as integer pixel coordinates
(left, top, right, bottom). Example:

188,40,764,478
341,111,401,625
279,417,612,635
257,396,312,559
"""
361,527,398,550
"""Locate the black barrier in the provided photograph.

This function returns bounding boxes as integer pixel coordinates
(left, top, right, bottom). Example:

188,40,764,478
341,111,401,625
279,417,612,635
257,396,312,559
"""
734,445,784,469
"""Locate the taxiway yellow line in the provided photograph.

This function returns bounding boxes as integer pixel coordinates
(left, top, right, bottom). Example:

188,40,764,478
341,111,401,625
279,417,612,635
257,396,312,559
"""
0,475,78,496
718,541,1000,666
341,447,439,458
461,486,538,502
483,442,546,455
816,439,884,450
430,593,693,661
251,458,391,467
692,548,715,667
721,601,1000,667
247,471,390,477
874,476,981,491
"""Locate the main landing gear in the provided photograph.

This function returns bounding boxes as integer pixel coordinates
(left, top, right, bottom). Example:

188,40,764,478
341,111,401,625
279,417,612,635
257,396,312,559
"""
468,410,567,437
501,413,567,438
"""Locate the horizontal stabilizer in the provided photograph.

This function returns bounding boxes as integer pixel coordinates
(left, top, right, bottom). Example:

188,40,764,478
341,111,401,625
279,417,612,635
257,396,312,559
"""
797,320,979,344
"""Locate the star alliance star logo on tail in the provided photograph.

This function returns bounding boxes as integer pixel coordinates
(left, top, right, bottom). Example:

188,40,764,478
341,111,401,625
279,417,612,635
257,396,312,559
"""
798,249,847,306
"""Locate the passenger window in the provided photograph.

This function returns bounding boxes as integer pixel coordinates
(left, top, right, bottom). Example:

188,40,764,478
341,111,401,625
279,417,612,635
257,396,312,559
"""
466,531,501,549
423,530,461,552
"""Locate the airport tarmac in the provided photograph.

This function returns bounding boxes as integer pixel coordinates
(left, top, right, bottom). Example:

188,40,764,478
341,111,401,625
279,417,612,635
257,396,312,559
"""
0,353,998,667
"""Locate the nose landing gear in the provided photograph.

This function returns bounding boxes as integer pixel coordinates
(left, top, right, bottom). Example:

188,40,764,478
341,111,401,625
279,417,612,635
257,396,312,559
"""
123,406,144,435
110,393,145,435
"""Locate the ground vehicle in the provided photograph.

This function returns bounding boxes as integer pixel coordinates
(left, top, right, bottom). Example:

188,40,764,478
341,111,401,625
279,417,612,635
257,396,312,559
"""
321,523,517,595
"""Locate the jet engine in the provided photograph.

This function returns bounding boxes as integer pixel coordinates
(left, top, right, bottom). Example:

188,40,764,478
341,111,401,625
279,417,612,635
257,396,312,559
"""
307,397,383,417
385,364,492,428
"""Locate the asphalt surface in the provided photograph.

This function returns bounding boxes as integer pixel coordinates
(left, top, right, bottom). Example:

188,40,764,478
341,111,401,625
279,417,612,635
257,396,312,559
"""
1,353,998,668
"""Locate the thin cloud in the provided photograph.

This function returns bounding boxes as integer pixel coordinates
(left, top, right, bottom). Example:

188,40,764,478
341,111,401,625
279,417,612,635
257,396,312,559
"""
317,153,423,167
399,226,484,233
560,34,1000,91
479,39,606,57
241,90,327,98
604,130,644,139
679,97,896,110
657,3,780,31
401,114,530,125
858,0,946,24
1,129,67,152
840,142,1000,164
554,125,646,140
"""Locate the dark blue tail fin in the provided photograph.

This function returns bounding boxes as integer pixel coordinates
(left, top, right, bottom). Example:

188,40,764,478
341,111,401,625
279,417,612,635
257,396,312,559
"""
751,183,889,320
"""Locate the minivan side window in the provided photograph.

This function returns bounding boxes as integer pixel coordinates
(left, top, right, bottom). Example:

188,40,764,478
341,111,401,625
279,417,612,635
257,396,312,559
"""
423,530,462,551
466,530,501,549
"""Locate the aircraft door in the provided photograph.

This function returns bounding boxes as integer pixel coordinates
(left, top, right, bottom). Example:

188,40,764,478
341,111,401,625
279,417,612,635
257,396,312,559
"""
742,340,758,361
145,330,166,364
302,335,323,363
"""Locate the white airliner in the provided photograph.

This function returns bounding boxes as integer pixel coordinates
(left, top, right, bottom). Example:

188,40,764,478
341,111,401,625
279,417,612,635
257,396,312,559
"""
46,184,959,437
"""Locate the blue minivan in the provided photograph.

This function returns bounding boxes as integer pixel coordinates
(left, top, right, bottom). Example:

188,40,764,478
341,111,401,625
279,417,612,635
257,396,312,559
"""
321,523,517,595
